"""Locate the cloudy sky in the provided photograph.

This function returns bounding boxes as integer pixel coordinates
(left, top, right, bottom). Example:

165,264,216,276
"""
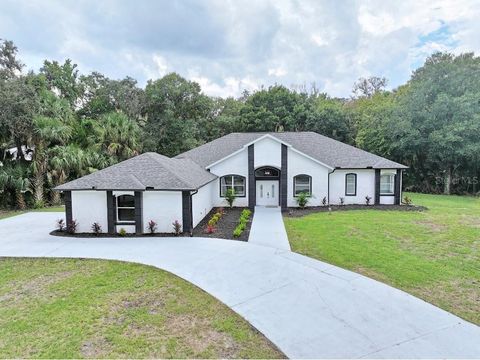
1,0,479,97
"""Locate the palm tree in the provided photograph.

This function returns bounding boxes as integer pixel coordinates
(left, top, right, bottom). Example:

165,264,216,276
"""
0,163,31,209
94,111,141,161
31,115,72,207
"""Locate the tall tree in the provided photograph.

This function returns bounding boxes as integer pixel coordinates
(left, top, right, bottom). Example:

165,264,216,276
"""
40,59,83,107
0,39,23,80
352,76,388,98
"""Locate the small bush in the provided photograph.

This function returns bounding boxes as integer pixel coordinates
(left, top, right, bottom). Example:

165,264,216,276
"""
322,196,327,206
147,220,157,234
172,220,182,236
339,197,345,206
118,228,127,237
67,219,78,234
206,224,215,234
403,196,413,205
233,227,242,238
56,218,65,232
225,188,236,208
365,196,372,206
296,192,309,208
91,222,102,236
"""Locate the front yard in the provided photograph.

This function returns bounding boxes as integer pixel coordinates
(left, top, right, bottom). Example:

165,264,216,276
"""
0,258,283,359
0,206,64,220
284,193,480,325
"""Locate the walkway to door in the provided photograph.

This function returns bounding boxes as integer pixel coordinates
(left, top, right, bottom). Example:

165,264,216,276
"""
248,206,291,250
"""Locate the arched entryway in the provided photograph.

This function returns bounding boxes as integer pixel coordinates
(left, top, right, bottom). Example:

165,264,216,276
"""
255,166,280,206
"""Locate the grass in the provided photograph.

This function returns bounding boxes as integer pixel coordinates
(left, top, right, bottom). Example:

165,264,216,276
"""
284,192,480,325
0,258,283,359
0,206,64,220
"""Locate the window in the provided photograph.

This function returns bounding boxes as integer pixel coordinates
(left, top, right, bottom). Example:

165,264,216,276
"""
345,173,357,196
380,174,395,195
255,167,280,178
220,175,246,197
117,195,135,222
294,175,311,196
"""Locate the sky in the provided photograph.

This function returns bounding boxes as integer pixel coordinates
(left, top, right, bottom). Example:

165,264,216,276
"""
1,0,480,98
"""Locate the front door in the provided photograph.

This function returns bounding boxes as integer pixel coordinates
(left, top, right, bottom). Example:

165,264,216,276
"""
256,180,279,206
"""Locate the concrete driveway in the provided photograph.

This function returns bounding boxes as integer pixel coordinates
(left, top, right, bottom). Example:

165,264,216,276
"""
1,212,479,359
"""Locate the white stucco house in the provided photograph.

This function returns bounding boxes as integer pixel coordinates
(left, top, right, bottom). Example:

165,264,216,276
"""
55,132,407,234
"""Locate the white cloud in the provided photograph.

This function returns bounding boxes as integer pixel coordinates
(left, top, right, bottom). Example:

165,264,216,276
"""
1,0,480,97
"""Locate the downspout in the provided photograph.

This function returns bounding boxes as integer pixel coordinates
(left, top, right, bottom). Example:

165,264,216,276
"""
327,168,337,205
189,189,198,237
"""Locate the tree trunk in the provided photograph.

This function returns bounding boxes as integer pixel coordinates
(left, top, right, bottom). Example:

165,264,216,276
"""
16,191,26,210
33,172,45,207
51,190,62,206
444,167,452,195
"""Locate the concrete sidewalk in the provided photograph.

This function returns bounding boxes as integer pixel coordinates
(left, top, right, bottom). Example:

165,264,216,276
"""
248,206,291,250
1,212,480,359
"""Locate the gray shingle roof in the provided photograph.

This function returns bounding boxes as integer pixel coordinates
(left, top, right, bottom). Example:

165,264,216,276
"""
55,152,217,191
176,132,407,169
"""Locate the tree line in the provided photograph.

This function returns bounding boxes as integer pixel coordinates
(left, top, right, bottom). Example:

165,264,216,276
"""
1,39,479,210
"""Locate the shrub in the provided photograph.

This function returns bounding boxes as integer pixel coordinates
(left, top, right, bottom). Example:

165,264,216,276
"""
172,220,182,236
322,196,327,206
56,218,65,232
206,224,215,234
208,218,216,227
403,196,413,205
91,222,102,236
339,197,345,206
296,192,309,209
118,228,127,237
225,188,236,208
365,196,372,206
147,220,157,234
34,200,45,209
67,219,78,234
233,227,242,238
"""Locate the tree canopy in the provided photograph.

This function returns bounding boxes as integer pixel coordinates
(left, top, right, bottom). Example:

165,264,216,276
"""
0,39,479,209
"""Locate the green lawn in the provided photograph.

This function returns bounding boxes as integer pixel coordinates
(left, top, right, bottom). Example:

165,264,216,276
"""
0,206,64,220
0,258,283,359
284,193,480,325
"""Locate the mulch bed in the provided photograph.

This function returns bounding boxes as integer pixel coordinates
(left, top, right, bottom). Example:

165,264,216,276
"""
50,207,253,241
284,204,427,217
192,207,252,241
50,230,186,238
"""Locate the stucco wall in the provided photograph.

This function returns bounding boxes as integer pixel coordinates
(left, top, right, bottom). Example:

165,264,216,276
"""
254,136,281,168
287,149,330,207
71,191,108,233
329,169,375,205
143,191,183,233
192,182,215,227
209,148,249,207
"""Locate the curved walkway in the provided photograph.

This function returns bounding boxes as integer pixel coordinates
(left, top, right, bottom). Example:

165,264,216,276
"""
1,212,479,359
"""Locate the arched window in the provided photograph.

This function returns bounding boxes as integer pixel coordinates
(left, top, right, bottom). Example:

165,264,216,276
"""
117,195,135,222
220,175,246,197
255,167,280,178
345,173,357,196
293,175,312,196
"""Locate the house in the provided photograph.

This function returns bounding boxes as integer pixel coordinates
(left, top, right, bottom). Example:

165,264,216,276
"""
55,132,407,234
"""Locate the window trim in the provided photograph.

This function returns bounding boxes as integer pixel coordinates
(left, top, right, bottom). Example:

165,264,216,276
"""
380,173,395,195
219,174,246,198
293,174,312,197
345,173,357,196
116,194,135,223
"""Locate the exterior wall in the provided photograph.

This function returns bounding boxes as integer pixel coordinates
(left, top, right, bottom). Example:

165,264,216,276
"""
71,191,108,233
379,169,396,205
254,137,281,168
143,191,183,233
329,169,375,205
209,148,249,207
192,182,215,228
287,149,330,207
